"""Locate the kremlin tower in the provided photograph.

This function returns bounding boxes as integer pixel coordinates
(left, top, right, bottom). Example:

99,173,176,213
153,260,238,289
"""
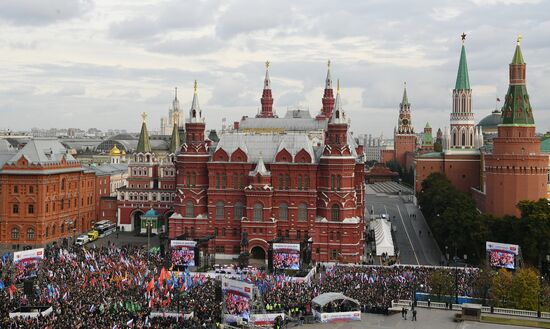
393,83,417,170
257,61,275,118
484,37,548,217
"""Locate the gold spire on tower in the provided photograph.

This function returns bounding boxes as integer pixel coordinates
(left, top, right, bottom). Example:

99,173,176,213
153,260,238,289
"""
327,59,331,68
193,80,198,94
337,79,340,94
141,112,147,122
517,34,523,45
265,60,270,69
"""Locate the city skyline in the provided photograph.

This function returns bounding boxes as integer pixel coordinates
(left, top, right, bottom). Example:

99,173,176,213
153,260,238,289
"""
1,0,549,136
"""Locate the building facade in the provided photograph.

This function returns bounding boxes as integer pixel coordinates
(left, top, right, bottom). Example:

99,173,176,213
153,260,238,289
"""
0,139,96,247
116,112,178,232
169,65,365,263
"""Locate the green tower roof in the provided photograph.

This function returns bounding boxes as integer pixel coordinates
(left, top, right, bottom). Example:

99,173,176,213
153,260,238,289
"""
500,43,534,126
168,123,180,154
455,44,471,90
512,44,525,64
136,115,152,153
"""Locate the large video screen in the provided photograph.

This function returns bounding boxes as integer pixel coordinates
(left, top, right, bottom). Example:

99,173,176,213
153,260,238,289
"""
222,278,253,325
171,240,197,267
486,241,519,269
13,248,44,281
273,243,300,270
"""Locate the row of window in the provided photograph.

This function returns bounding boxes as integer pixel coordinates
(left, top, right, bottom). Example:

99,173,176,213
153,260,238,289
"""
12,204,33,214
10,223,72,241
12,185,35,194
131,168,150,176
11,196,94,215
184,201,333,221
125,193,175,202
330,175,342,191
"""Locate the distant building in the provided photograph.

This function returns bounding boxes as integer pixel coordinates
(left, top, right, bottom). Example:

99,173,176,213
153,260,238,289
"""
160,88,185,135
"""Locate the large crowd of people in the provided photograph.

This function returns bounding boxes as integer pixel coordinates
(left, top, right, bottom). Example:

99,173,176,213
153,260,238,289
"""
0,243,482,328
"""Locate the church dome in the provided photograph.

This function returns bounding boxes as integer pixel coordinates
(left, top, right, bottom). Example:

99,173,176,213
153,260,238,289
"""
477,110,501,133
110,145,121,156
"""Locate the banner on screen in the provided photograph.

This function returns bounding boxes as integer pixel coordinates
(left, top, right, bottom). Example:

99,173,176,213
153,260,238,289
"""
13,248,44,281
273,243,300,270
222,278,253,325
486,241,519,269
171,240,197,267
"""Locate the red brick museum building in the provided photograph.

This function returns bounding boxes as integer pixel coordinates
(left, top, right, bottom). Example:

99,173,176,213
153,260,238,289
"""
166,64,366,263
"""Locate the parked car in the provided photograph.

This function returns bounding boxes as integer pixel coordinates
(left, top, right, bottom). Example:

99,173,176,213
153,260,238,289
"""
75,235,90,246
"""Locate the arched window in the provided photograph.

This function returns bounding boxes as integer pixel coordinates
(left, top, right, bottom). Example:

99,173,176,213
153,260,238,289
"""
186,173,191,187
234,202,244,220
331,175,335,190
61,178,65,190
27,228,35,240
11,228,19,240
298,203,308,221
253,203,263,221
452,132,457,146
297,175,303,190
216,201,225,219
279,203,288,221
461,132,466,146
331,205,340,221
337,175,342,190
185,201,194,218
278,174,283,190
45,226,49,238
12,204,19,214
233,174,238,189
52,225,56,236
304,175,310,189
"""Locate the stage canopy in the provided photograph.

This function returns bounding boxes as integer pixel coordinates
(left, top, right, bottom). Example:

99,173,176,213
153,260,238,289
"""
311,292,360,307
370,218,395,256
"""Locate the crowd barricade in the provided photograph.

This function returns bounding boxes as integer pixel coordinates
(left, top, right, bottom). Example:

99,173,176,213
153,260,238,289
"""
394,299,550,320
250,313,285,327
9,306,53,319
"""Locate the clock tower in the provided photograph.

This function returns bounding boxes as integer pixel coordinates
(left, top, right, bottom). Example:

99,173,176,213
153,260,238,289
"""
393,83,417,170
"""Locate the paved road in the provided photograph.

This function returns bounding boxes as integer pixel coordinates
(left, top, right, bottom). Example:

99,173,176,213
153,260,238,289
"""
366,185,442,266
307,309,526,329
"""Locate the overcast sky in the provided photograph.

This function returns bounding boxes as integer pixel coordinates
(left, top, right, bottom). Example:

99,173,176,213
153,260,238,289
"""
0,0,549,137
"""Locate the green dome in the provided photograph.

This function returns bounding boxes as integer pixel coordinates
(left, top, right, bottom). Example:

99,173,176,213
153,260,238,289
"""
144,208,159,217
477,110,502,129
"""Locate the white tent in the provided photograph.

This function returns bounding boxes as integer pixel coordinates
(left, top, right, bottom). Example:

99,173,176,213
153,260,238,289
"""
370,218,395,256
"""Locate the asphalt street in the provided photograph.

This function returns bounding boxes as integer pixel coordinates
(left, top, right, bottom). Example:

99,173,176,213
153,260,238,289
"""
366,185,442,266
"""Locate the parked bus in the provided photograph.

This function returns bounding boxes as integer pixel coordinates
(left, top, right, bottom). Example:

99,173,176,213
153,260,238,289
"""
97,223,116,238
94,220,111,229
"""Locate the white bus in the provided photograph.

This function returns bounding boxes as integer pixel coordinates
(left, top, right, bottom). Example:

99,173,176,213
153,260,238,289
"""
94,220,111,229
97,223,116,238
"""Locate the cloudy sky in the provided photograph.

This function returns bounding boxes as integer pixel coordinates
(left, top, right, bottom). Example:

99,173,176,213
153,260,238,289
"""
0,0,549,136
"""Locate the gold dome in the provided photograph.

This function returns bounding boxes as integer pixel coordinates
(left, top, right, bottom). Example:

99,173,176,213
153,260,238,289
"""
110,145,121,156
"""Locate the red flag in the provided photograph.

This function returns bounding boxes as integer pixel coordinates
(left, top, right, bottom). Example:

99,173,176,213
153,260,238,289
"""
147,278,155,293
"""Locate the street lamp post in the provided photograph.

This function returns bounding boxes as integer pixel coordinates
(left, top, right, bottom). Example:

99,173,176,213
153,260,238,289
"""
146,219,153,262
538,254,549,318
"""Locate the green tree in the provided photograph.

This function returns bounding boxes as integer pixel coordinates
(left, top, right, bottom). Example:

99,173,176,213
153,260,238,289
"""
428,270,454,301
490,268,513,307
509,267,540,311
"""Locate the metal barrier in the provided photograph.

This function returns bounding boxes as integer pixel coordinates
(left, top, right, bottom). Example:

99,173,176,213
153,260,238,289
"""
393,299,550,320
